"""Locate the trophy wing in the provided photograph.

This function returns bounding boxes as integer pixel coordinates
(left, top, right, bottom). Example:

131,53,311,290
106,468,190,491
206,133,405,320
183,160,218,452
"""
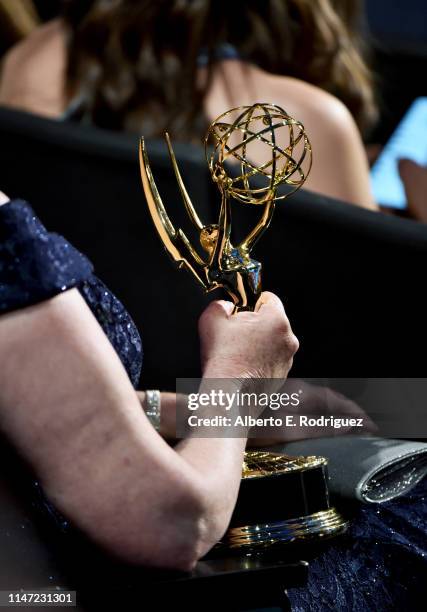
139,138,181,261
139,138,209,289
165,133,204,231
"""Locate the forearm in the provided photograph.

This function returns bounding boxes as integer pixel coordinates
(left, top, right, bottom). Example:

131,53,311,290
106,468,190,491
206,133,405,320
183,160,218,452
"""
0,293,249,566
139,384,248,551
174,376,248,548
0,296,214,564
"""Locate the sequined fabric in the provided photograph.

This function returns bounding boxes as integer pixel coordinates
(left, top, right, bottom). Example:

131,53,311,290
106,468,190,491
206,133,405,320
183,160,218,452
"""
288,478,427,611
0,200,142,386
79,277,142,388
0,199,93,312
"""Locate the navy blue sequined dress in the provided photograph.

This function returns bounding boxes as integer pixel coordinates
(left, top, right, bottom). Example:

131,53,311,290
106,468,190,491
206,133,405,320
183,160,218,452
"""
0,199,426,611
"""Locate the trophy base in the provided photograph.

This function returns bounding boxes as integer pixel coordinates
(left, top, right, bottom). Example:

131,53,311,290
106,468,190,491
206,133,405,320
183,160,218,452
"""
219,451,348,553
222,507,348,551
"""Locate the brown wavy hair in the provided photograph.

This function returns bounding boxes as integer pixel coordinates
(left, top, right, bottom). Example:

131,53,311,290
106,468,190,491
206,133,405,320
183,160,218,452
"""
63,0,377,139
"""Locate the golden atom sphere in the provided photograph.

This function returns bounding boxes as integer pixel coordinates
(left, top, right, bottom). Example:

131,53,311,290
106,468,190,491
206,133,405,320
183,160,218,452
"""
205,102,312,205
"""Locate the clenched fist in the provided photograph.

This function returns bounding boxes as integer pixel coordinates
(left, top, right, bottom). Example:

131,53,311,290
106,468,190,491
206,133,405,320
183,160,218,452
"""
198,292,299,380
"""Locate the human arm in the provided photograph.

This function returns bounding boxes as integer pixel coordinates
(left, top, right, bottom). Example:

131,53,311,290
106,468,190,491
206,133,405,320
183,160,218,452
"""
144,383,375,447
399,159,427,223
0,233,297,574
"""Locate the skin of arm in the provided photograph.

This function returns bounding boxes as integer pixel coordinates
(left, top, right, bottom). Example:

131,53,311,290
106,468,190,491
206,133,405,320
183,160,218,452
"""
142,385,376,447
399,159,427,223
0,290,248,570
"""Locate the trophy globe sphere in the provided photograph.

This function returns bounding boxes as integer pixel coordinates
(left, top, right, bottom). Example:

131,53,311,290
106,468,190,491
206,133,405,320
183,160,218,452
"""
205,103,312,205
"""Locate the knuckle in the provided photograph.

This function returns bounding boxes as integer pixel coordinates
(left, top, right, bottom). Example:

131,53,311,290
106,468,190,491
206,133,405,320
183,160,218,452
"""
287,333,300,355
274,315,291,335
198,301,218,327
198,301,229,337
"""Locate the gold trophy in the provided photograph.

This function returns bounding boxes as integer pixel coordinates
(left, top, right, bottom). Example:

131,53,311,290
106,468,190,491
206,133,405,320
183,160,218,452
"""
139,103,347,550
139,102,311,312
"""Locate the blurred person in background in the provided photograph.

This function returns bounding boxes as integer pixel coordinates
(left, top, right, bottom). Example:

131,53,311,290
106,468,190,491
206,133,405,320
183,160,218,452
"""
0,0,379,209
399,158,427,222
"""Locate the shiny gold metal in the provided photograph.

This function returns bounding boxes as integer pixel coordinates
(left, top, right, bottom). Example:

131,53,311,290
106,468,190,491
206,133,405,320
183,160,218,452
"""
139,102,312,312
224,507,348,550
217,450,349,549
242,451,326,479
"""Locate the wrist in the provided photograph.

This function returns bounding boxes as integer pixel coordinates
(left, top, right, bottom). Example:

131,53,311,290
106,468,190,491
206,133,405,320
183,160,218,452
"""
203,358,261,380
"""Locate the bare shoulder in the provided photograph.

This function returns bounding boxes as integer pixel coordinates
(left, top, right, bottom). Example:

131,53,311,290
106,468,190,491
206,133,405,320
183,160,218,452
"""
206,61,375,206
0,19,67,116
207,61,360,143
257,70,376,208
2,19,66,71
266,73,359,139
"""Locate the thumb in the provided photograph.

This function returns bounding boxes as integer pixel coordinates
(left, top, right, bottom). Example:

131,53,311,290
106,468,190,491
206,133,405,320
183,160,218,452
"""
199,300,235,329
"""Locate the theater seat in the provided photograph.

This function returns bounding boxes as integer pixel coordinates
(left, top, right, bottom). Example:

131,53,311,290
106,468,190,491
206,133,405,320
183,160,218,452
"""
1,105,426,388
0,106,213,388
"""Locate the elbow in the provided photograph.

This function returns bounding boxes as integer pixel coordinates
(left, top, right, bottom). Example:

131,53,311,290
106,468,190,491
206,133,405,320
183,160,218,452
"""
93,479,223,572
109,536,203,573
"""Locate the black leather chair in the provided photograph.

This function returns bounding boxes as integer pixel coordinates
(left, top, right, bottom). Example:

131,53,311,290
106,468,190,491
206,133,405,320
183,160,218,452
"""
1,106,427,389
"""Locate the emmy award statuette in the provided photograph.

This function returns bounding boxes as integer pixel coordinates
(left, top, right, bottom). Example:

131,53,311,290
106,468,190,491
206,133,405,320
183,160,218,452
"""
139,103,347,551
139,102,311,311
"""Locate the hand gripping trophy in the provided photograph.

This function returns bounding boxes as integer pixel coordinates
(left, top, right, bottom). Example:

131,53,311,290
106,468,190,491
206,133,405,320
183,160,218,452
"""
139,104,347,550
139,102,312,312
